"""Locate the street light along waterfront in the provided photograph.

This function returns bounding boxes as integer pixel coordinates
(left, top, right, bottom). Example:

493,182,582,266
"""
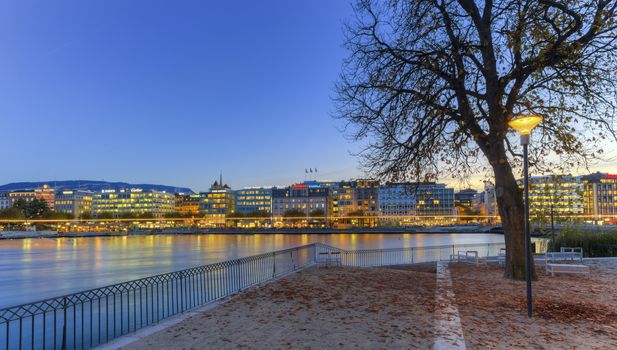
508,114,543,318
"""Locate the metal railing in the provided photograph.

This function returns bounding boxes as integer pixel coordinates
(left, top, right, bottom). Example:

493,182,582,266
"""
0,242,506,350
0,245,316,350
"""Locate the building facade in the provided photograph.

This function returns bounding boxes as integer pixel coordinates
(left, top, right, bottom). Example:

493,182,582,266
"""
412,183,456,216
0,194,10,210
8,190,37,206
528,175,584,224
331,179,380,217
234,188,272,214
271,183,330,218
378,183,417,217
175,194,201,216
92,189,175,218
54,190,93,218
200,179,234,225
583,173,617,223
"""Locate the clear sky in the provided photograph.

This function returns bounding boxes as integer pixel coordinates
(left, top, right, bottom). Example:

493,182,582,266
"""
1,1,616,192
0,0,364,192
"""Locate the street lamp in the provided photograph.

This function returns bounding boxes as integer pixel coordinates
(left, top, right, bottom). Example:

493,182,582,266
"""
508,114,542,318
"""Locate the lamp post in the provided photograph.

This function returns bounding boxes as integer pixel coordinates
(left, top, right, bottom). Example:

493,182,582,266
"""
508,114,543,318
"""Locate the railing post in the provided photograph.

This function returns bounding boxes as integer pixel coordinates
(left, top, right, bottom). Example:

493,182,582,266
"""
411,247,414,264
236,262,241,292
272,252,276,278
61,297,67,350
179,272,184,312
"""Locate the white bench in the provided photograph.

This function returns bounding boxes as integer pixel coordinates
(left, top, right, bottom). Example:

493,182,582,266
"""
318,251,341,267
545,251,582,262
450,250,480,266
546,263,589,276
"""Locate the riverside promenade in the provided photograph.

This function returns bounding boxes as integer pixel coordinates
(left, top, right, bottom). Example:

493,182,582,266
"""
112,260,617,350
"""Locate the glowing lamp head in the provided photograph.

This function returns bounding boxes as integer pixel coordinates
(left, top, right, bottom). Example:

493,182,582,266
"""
508,115,542,145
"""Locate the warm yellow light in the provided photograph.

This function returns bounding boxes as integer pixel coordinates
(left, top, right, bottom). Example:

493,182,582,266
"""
508,115,543,135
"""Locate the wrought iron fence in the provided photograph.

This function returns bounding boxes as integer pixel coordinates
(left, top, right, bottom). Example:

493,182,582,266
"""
0,242,507,350
0,244,316,350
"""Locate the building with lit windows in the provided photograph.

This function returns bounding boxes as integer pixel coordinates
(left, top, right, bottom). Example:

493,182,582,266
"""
583,173,617,223
234,188,272,214
54,190,93,218
92,189,175,218
271,183,330,218
8,190,37,206
35,184,55,210
200,178,234,225
175,194,201,216
331,179,379,217
8,184,56,209
527,175,584,223
412,183,456,216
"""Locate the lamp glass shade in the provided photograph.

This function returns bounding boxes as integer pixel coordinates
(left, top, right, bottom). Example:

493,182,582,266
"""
508,115,543,135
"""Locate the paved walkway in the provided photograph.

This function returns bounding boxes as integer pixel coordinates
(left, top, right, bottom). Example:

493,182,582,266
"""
433,261,466,350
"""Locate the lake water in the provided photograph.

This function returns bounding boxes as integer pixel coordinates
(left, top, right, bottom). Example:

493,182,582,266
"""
0,233,504,308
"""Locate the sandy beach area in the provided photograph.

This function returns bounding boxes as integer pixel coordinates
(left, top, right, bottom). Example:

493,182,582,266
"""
120,259,617,349
121,264,437,350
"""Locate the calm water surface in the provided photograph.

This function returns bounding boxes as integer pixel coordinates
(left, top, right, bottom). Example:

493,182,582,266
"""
0,233,503,308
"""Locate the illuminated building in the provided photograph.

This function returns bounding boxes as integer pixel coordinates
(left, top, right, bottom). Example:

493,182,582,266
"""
412,183,456,216
200,176,234,225
331,179,379,217
34,184,56,210
271,183,330,218
92,189,175,218
175,194,201,216
9,185,56,209
54,190,93,218
583,173,617,223
526,175,584,224
8,190,37,206
234,188,272,214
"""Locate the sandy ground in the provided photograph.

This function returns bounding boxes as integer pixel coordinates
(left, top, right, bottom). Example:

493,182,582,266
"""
450,259,617,349
122,264,437,350
121,260,617,350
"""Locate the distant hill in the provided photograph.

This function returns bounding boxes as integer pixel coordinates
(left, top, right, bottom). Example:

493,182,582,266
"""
0,180,194,194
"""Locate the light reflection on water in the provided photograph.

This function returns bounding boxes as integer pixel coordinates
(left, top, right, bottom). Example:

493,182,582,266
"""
0,233,503,308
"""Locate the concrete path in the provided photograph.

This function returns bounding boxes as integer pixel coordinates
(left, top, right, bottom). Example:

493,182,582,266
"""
433,261,466,350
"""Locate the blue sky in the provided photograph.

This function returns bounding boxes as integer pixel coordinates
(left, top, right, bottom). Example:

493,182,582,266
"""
0,0,363,191
1,1,616,192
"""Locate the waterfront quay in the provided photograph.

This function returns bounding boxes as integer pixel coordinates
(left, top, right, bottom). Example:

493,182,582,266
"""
116,261,617,350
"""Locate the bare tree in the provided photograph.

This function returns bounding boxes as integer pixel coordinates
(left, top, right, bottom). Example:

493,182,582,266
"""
336,0,617,279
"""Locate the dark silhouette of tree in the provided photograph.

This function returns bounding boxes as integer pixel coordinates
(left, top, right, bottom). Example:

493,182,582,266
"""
309,208,326,217
336,0,617,279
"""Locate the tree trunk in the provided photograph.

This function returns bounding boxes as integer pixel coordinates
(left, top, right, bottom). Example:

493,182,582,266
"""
492,159,537,281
